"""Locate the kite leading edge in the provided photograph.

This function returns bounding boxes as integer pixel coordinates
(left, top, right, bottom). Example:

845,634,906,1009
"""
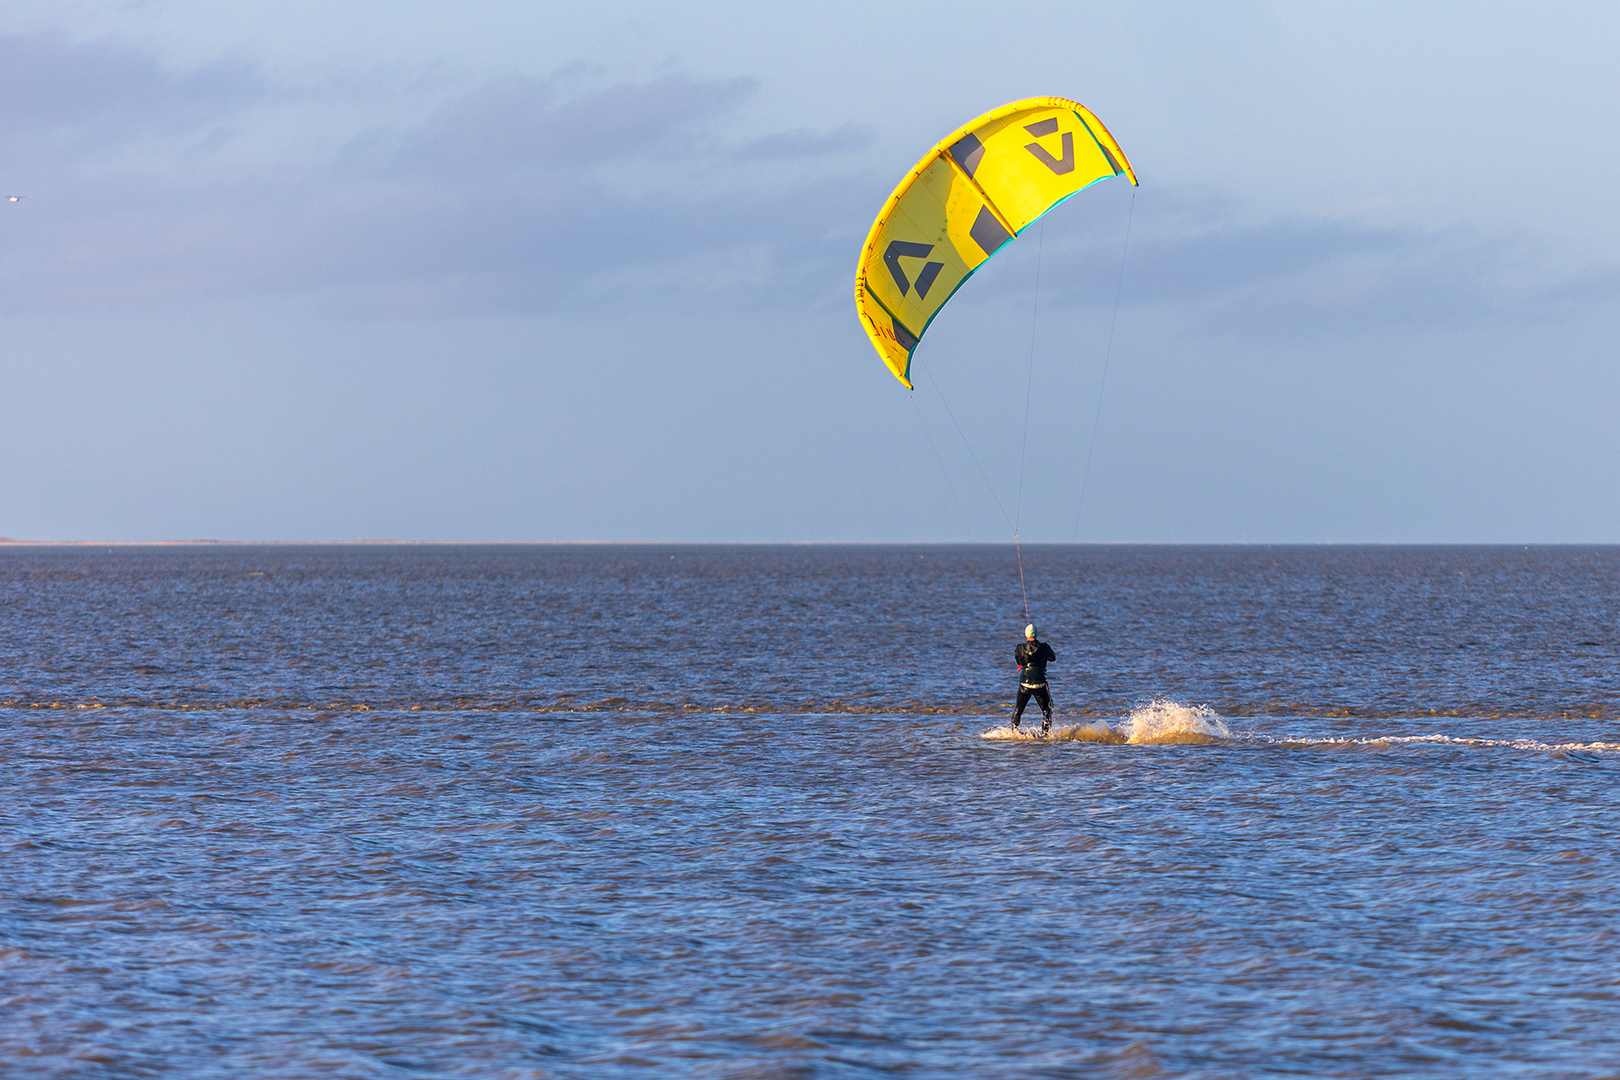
854,97,1138,389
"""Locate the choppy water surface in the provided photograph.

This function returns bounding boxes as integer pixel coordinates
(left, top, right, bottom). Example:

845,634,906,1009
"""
2,545,1617,1077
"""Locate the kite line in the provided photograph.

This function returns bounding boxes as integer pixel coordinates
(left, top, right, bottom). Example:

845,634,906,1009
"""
922,364,1013,532
1072,190,1136,541
1014,222,1046,622
910,390,974,535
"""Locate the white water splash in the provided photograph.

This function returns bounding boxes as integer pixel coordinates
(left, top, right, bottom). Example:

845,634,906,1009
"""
1120,698,1232,744
981,698,1230,745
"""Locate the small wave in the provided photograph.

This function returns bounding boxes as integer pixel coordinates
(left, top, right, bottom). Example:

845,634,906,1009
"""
1267,733,1620,755
982,699,1230,746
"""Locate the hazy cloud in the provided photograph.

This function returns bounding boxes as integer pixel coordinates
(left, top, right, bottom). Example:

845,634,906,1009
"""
1130,213,1620,338
1,31,1614,340
396,73,757,175
0,30,262,135
737,123,870,161
993,191,1620,341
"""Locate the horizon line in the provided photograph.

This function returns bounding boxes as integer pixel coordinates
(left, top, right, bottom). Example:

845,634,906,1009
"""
1,538,1613,548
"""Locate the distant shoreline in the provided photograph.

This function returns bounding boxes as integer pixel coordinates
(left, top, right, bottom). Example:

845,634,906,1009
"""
0,538,611,547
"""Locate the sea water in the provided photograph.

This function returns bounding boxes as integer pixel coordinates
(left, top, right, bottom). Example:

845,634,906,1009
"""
1,544,1616,1077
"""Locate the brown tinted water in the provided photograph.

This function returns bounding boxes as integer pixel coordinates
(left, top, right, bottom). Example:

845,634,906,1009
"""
2,545,1617,1076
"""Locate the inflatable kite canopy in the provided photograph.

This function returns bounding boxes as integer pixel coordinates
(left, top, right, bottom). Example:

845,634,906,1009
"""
855,97,1138,389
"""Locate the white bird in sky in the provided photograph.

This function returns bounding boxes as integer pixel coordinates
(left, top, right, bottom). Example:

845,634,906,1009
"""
6,196,21,202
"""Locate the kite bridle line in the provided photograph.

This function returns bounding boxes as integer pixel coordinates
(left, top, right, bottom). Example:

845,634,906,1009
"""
921,363,1014,532
909,389,974,536
1072,190,1137,542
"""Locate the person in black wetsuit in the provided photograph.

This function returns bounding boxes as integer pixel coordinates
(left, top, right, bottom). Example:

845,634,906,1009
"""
1013,623,1057,734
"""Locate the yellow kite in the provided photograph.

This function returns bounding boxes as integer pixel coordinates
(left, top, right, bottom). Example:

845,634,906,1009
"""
855,97,1138,389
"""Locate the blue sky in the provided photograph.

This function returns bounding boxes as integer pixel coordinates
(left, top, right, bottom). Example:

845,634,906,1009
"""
2,1,1618,541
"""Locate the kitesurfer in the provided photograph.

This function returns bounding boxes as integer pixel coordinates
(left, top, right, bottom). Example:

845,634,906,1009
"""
1013,624,1056,734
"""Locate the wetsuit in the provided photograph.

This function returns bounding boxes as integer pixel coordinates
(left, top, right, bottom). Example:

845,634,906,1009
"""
1014,638,1056,730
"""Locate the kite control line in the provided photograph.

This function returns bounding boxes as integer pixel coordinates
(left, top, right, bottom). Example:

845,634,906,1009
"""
1013,222,1044,624
1014,222,1044,536
1015,531,1029,622
1073,190,1136,541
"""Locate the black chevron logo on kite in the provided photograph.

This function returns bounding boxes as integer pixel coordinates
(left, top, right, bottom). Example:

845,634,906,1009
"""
1023,118,1074,175
884,241,946,299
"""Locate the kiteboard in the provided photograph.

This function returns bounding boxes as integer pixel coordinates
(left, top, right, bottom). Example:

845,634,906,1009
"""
981,721,1122,743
